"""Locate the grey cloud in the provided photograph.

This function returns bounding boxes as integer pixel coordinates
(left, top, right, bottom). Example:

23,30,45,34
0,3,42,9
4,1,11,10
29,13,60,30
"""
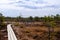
34,0,47,4
44,5,60,8
17,5,40,9
15,1,25,4
25,0,30,1
15,4,60,9
8,0,60,9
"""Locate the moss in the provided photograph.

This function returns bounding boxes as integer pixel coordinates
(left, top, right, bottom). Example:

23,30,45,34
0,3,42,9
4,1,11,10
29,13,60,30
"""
0,23,7,30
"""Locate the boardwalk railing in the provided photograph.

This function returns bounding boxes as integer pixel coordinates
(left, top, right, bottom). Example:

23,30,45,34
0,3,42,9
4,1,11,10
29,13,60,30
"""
7,24,17,40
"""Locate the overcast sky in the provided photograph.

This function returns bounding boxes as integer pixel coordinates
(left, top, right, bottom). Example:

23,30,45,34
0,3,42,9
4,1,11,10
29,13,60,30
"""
0,0,60,17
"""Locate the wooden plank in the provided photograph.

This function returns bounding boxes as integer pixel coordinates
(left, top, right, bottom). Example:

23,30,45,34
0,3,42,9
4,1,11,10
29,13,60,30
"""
7,24,17,40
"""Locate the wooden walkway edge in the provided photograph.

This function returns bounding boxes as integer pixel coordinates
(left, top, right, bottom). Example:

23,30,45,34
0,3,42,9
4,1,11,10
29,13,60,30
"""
7,24,17,40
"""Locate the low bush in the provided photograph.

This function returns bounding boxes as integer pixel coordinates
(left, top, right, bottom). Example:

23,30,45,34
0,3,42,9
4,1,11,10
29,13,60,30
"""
0,23,7,30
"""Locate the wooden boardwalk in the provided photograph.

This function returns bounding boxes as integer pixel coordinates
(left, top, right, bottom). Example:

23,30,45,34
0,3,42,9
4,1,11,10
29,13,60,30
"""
7,24,17,40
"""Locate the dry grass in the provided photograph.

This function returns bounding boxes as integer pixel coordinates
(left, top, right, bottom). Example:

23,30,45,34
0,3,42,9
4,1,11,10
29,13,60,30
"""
12,22,60,40
0,26,8,40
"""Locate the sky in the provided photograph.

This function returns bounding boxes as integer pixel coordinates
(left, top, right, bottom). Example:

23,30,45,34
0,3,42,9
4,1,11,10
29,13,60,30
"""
0,0,60,17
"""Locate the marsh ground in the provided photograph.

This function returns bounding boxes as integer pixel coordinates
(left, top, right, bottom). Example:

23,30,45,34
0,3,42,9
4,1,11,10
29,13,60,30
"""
12,22,60,40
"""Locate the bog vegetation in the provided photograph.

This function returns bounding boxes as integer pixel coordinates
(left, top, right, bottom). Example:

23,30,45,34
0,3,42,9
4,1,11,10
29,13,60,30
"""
0,13,60,40
0,13,60,27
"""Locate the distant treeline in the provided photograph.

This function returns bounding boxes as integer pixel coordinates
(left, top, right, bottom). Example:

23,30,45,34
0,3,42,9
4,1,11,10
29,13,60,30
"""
0,13,60,22
0,13,60,27
4,14,60,22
